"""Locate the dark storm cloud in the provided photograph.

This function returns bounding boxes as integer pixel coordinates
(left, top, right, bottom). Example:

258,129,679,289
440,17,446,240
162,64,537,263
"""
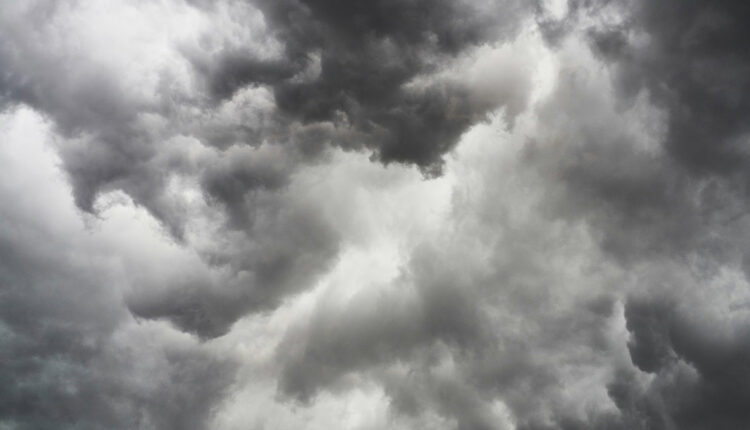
0,1,344,338
524,0,750,270
5,0,750,428
583,0,750,176
0,129,237,429
511,2,750,428
197,0,532,174
571,295,750,430
528,67,747,267
266,0,750,423
0,324,234,430
0,0,535,339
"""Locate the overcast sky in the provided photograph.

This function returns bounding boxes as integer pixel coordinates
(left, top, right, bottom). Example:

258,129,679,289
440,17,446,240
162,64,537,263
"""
2,1,750,429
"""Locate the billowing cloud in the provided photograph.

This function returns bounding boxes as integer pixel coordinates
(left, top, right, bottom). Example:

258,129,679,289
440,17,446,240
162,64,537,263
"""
193,0,532,173
0,0,535,338
0,109,236,429
2,0,750,429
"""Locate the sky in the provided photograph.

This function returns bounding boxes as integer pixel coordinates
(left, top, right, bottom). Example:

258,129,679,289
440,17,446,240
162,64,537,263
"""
2,0,750,429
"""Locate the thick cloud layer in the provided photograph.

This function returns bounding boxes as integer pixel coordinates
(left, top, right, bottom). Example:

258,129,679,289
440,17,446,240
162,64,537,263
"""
0,110,236,429
2,0,750,429
0,0,533,338
194,0,530,172
587,0,750,174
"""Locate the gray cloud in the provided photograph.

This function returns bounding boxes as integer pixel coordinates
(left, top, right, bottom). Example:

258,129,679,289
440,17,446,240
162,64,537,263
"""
269,151,627,428
586,0,750,176
0,1,537,425
573,294,750,430
511,3,750,426
0,0,535,339
0,115,237,429
193,0,533,174
0,1,343,337
262,2,750,425
4,0,750,429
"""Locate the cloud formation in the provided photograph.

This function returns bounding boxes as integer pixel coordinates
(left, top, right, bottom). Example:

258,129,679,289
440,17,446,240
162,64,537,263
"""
2,0,750,429
0,109,236,429
194,0,531,172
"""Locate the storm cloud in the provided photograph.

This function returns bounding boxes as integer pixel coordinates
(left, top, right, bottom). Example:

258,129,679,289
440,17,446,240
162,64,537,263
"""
2,0,750,429
193,0,531,172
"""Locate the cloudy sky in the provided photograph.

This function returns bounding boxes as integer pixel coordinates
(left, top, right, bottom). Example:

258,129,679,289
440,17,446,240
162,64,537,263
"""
2,0,750,429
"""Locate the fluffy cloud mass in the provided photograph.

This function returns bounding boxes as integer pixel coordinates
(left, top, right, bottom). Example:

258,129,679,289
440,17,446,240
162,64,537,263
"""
2,0,750,429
